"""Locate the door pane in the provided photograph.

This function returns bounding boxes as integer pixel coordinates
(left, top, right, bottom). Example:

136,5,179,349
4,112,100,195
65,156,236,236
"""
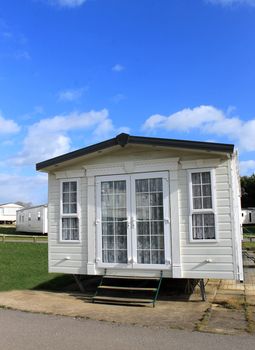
137,250,150,264
101,180,127,263
135,177,165,264
137,221,150,235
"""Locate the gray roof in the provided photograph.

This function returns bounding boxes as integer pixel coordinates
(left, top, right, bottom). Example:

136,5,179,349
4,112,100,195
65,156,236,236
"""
36,133,234,171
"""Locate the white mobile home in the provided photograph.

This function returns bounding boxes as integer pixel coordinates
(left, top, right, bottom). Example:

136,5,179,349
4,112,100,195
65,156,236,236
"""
16,205,48,234
241,208,255,225
36,133,243,281
0,203,24,224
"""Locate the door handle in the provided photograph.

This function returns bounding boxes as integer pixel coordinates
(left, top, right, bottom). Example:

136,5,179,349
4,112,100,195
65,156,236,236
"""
120,218,130,228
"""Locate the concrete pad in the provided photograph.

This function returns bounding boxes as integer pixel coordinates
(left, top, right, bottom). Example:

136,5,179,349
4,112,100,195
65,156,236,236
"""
0,290,209,331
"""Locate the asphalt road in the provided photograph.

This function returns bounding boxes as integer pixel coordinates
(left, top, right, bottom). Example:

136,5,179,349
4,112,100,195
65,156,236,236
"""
0,309,254,350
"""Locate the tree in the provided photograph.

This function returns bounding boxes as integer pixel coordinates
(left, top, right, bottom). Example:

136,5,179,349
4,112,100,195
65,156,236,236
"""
241,175,255,208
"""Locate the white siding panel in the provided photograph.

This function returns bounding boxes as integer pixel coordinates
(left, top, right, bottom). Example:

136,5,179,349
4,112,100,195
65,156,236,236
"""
217,198,230,207
52,253,87,261
217,207,231,215
216,175,229,183
49,266,87,274
48,172,88,274
50,246,86,254
183,263,234,271
180,239,232,247
182,255,233,263
217,214,231,223
218,222,232,231
51,260,87,267
182,271,234,279
216,191,230,199
217,183,231,191
181,247,233,255
216,166,228,175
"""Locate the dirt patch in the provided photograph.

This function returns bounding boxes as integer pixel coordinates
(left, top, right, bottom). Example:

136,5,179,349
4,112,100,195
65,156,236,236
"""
209,304,246,335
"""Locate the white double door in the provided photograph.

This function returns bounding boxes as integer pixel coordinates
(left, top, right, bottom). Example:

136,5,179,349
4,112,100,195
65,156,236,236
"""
96,172,171,269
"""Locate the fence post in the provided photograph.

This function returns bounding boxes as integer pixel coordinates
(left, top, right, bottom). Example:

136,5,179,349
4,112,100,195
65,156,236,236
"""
33,236,36,243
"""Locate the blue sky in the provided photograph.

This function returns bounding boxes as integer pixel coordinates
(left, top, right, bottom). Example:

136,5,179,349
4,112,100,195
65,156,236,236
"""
0,0,255,204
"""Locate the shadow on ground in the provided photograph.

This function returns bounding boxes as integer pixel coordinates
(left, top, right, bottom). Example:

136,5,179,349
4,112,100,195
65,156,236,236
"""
33,275,198,302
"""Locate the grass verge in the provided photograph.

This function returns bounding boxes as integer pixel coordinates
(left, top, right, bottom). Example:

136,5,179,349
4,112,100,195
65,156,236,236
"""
0,242,73,292
243,241,255,251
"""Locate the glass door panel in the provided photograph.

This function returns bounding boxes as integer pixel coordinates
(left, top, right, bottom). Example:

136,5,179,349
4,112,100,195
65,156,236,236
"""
101,180,128,264
135,177,165,265
97,172,170,269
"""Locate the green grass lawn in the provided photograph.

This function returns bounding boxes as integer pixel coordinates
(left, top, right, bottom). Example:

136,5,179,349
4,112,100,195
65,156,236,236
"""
0,242,73,292
242,241,255,251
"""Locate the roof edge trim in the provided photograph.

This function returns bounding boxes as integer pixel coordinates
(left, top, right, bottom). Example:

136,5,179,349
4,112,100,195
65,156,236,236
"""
36,133,234,171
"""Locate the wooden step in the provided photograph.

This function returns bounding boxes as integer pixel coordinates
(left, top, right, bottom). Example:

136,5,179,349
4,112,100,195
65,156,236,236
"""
98,285,157,291
102,275,160,281
92,296,153,304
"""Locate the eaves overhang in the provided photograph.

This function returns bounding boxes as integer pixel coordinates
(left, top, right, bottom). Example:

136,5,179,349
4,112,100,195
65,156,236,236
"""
36,133,234,171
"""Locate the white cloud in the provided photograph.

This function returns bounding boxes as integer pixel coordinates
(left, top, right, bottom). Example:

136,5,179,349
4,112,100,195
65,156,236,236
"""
112,64,125,72
0,172,47,204
11,109,129,166
239,160,255,175
142,105,255,152
143,106,224,132
207,0,255,7
58,88,84,102
0,112,20,134
49,0,86,8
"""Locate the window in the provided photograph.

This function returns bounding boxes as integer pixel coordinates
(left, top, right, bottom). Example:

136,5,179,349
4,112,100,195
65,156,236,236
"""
37,212,41,221
60,180,79,241
189,170,216,241
28,213,31,221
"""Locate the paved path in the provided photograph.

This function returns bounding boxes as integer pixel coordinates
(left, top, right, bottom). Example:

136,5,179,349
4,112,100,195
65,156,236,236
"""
0,309,254,350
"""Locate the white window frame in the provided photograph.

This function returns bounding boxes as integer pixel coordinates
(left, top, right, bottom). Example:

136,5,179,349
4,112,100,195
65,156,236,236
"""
59,178,81,243
188,168,218,242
